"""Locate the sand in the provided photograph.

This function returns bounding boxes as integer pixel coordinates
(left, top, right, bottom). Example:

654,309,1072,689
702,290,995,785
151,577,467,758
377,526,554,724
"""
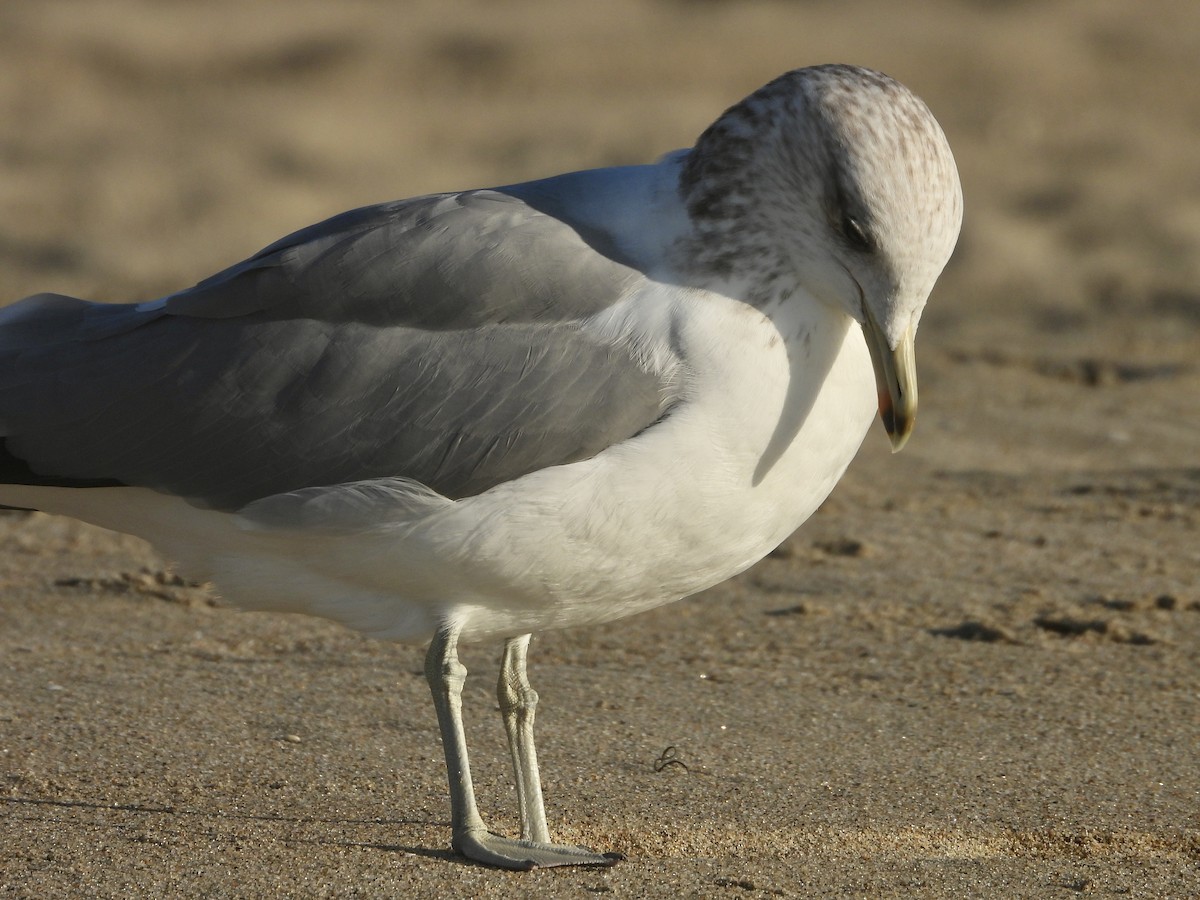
1,1,1198,896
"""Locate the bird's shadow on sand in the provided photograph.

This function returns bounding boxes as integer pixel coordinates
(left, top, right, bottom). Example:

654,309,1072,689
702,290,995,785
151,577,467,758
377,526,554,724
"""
2,794,463,863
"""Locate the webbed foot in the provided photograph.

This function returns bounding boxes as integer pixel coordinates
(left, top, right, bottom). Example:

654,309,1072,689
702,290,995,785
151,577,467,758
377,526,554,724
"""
454,826,622,870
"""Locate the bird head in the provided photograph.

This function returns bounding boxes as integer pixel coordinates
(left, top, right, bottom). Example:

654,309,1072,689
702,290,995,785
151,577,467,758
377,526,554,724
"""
681,65,963,450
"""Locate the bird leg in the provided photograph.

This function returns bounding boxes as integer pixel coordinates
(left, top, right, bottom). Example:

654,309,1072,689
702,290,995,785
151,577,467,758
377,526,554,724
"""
424,624,619,869
497,633,549,842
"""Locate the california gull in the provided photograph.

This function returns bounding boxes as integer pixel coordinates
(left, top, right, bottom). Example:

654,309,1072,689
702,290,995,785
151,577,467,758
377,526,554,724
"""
0,64,962,868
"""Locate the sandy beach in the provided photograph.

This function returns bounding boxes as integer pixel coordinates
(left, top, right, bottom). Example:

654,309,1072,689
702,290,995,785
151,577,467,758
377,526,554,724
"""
1,1,1198,896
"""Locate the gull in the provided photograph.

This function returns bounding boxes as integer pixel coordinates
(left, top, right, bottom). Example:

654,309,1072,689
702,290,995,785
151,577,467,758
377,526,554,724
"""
0,65,962,869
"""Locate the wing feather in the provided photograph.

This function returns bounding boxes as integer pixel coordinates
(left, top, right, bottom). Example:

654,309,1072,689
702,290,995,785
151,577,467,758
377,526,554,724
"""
0,181,679,509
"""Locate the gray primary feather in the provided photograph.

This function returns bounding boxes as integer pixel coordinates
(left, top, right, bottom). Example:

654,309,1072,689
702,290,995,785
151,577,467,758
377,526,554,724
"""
0,181,676,510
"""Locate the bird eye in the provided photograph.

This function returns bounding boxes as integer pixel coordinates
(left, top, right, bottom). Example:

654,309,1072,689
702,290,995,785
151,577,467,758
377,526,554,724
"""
841,216,872,252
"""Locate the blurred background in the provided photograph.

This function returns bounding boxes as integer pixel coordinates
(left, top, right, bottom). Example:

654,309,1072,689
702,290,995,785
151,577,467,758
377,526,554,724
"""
1,1,1197,896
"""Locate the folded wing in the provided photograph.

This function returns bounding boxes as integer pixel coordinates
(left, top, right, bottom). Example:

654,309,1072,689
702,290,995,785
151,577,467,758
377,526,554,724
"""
0,187,678,510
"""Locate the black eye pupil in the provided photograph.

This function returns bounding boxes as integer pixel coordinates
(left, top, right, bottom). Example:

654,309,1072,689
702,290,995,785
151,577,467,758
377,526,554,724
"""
842,216,871,251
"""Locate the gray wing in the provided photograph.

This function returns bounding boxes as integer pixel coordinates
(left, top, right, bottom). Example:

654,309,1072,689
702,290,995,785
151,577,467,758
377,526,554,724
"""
0,185,677,510
163,186,644,327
